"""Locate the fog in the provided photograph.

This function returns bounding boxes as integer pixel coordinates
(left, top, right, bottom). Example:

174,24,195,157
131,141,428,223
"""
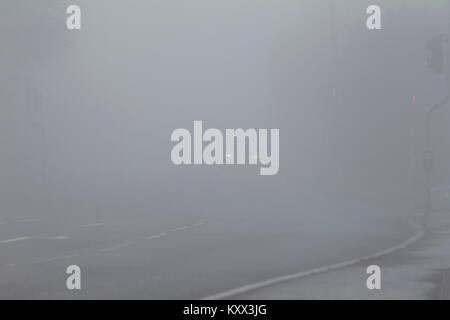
1,1,449,299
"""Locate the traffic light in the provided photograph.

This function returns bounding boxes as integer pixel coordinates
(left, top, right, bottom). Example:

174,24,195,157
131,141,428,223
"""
427,34,446,75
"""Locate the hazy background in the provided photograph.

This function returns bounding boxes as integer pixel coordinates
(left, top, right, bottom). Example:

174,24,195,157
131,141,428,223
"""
1,1,450,299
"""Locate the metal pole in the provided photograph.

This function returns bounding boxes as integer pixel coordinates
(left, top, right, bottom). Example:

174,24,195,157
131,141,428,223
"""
423,0,450,216
447,0,450,90
424,95,450,216
329,0,338,97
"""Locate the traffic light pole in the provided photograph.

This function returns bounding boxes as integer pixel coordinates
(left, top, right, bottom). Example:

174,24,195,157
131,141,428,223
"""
424,94,450,215
423,0,450,216
446,1,450,116
448,0,450,90
328,0,339,98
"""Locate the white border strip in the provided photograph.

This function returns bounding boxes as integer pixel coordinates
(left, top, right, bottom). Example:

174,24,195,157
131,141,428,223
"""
202,218,423,300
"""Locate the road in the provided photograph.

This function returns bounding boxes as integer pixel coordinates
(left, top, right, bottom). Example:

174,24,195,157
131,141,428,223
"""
0,0,448,301
0,210,416,299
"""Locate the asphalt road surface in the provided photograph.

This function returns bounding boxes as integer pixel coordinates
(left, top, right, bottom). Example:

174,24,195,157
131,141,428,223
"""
0,209,415,299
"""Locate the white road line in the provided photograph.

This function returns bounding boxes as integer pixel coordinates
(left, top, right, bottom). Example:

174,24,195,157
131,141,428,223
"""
37,236,70,240
202,218,424,300
100,242,133,252
0,237,30,244
146,232,167,240
171,226,189,232
83,223,105,228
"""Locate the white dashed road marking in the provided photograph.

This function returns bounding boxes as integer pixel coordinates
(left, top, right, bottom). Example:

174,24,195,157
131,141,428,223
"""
2,221,207,266
0,237,30,244
146,232,167,240
83,223,105,228
37,236,70,240
171,226,188,232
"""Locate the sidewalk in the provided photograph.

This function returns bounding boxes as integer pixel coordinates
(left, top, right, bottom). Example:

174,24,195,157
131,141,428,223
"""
235,212,450,299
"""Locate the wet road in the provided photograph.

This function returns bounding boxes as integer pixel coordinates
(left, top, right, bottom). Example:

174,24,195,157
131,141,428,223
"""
0,210,415,299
